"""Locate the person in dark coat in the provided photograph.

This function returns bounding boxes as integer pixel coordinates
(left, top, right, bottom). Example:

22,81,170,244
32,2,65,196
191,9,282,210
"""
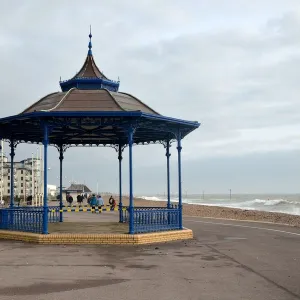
77,194,83,206
66,194,73,206
26,195,32,206
109,195,116,210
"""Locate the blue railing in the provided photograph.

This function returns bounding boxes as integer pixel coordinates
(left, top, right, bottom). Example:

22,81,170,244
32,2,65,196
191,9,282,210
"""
48,206,60,223
120,207,128,223
0,206,60,233
128,207,180,233
0,208,43,233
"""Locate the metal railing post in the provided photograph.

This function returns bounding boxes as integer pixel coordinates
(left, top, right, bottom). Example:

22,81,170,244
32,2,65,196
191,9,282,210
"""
177,130,183,230
128,127,134,234
166,140,171,209
42,123,49,234
59,146,64,222
118,144,123,222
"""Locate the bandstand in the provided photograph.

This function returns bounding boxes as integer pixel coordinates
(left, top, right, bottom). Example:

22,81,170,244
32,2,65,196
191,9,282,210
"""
0,30,199,241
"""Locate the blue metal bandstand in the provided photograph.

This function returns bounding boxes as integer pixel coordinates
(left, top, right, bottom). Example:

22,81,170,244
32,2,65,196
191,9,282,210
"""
0,30,200,234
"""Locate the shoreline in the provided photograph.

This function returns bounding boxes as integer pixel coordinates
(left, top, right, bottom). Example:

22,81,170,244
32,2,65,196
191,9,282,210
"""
111,196,300,228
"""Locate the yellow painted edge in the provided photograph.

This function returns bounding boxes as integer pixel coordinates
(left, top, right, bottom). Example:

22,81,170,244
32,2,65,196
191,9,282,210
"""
0,229,193,245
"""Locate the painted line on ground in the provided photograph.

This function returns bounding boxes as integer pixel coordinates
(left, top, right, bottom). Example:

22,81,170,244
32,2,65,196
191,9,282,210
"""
184,219,300,237
184,215,294,226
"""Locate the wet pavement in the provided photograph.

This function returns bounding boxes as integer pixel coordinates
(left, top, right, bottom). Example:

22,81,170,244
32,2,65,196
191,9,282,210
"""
0,215,299,300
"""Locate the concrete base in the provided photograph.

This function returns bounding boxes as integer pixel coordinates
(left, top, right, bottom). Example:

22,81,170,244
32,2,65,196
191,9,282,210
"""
0,229,193,245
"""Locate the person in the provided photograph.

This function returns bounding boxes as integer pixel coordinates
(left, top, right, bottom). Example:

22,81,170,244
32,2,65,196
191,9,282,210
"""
26,195,32,206
77,194,83,206
97,195,104,207
90,194,98,212
67,194,73,206
87,195,92,205
109,195,116,210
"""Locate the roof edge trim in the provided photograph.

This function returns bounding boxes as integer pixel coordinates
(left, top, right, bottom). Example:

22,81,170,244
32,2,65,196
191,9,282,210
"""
40,88,76,112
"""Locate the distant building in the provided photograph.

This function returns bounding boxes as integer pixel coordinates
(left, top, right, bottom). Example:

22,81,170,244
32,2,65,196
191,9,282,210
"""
64,183,92,199
47,184,57,197
0,154,43,201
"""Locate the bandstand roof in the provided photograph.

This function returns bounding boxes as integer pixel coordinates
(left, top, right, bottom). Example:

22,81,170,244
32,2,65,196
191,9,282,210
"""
72,54,107,80
0,30,200,147
21,89,159,115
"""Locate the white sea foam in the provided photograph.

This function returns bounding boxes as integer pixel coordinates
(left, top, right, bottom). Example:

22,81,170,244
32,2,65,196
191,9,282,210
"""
139,195,300,215
140,196,163,201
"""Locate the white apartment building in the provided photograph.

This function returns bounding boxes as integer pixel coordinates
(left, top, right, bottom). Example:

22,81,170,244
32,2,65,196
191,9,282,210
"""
0,154,43,201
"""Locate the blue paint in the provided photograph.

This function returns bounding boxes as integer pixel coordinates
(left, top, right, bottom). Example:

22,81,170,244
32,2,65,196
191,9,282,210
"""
43,123,49,234
59,146,64,222
128,127,134,234
60,78,119,92
0,110,200,126
166,141,171,209
0,207,44,233
124,207,180,233
88,25,92,56
9,141,15,208
118,144,123,223
48,206,60,223
177,131,183,229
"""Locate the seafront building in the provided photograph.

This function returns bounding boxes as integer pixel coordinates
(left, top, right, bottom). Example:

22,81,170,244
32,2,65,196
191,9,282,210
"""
0,155,42,201
63,183,92,199
0,143,44,204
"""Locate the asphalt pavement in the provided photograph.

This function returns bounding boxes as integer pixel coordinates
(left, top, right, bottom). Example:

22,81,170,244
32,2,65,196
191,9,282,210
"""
0,215,299,300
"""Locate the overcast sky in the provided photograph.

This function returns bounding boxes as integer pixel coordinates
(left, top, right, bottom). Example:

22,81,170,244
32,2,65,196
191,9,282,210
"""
0,0,300,195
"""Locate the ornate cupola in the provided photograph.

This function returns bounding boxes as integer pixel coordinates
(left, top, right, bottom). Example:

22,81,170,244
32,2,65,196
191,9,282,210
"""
59,26,120,92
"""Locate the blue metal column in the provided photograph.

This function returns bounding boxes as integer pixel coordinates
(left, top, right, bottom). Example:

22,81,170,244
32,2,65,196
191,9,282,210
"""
118,144,123,223
9,141,15,208
128,127,134,234
59,146,64,222
166,141,171,209
43,123,49,234
176,131,183,229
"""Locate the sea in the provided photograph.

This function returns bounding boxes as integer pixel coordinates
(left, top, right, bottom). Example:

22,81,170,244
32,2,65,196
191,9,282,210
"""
139,194,300,216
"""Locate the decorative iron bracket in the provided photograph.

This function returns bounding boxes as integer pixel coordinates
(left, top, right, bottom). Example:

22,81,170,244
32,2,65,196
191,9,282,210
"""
54,144,70,160
112,144,127,153
8,140,19,157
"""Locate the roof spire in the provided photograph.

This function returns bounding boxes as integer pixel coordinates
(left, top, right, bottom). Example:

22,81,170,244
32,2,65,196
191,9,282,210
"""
88,25,92,56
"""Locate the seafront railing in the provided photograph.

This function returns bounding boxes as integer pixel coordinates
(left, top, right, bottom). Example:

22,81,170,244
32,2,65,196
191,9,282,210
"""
0,206,61,233
48,206,60,223
0,208,43,233
0,205,181,234
121,206,181,233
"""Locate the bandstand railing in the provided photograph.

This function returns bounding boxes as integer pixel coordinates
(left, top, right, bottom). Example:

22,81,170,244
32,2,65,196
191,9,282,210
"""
121,205,181,233
48,206,60,223
0,206,61,233
0,207,43,233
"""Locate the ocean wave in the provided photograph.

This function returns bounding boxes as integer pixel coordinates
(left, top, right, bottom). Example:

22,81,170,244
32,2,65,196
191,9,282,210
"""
139,195,300,215
140,196,164,201
251,199,300,206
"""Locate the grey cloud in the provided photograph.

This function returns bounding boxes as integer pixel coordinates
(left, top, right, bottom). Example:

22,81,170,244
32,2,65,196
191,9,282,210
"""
0,1,299,193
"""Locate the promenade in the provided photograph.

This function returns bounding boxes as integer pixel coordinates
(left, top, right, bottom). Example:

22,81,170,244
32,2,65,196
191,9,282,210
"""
0,214,299,300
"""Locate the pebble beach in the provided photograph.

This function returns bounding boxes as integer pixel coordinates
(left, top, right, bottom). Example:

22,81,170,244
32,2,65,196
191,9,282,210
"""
104,195,300,228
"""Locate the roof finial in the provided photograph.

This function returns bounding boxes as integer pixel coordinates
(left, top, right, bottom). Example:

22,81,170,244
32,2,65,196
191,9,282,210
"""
88,25,92,56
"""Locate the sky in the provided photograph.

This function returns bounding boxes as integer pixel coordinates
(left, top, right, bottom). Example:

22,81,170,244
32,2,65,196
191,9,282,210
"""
0,0,300,195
